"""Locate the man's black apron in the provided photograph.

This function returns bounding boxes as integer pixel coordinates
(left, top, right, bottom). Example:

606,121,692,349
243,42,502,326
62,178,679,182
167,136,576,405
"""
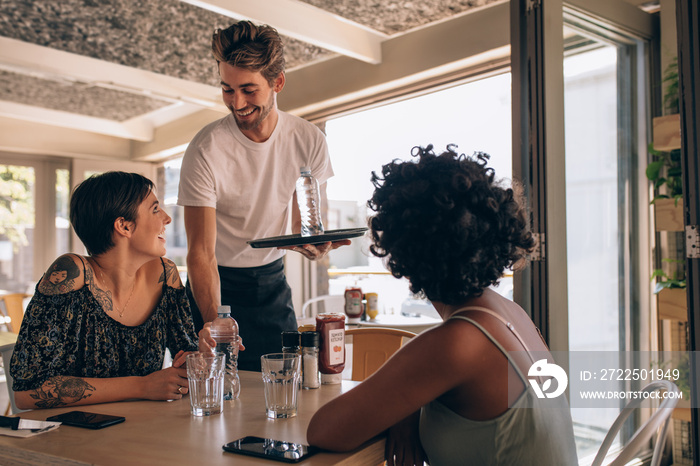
186,258,297,371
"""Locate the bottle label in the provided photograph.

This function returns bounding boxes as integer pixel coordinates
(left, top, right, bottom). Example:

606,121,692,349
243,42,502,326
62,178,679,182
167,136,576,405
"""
328,328,345,365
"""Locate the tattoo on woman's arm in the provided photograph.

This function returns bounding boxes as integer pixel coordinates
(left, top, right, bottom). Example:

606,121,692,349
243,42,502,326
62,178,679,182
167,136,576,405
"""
38,256,80,295
29,376,97,408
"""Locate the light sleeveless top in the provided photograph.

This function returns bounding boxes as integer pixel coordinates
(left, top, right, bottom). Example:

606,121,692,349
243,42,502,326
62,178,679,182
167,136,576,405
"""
419,307,579,466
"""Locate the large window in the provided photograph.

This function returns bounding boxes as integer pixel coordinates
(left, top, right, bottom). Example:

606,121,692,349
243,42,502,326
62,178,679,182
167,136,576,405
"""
564,42,624,460
562,16,649,460
323,72,513,315
159,158,188,282
0,157,70,294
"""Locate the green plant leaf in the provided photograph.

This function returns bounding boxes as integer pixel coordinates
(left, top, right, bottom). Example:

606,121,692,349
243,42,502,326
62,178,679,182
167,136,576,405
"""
646,160,664,180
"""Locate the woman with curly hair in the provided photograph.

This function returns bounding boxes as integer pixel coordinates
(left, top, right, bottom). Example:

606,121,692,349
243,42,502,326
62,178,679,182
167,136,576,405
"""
307,146,578,465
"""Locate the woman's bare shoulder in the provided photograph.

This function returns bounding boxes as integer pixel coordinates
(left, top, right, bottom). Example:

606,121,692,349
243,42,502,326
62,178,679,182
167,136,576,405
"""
145,257,183,289
392,321,496,381
37,254,87,295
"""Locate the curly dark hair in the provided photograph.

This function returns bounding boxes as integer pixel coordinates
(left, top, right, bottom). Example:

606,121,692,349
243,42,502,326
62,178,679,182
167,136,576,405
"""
367,145,534,305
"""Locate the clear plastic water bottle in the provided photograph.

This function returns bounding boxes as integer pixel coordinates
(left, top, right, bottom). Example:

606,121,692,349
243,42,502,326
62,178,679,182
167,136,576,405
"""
210,305,240,400
295,167,324,236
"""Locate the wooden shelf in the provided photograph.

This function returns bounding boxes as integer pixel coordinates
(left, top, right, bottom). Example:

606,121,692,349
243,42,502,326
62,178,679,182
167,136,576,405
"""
658,288,688,321
653,114,681,151
673,407,692,422
655,198,684,231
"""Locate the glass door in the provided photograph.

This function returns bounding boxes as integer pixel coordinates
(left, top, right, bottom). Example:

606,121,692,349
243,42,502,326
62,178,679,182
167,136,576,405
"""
562,18,649,460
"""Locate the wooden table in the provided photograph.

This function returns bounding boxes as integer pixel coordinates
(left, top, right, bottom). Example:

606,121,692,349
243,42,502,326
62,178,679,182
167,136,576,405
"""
0,371,384,465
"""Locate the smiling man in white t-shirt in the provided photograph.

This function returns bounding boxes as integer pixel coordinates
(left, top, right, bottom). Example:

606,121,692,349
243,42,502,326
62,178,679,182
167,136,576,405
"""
177,21,349,371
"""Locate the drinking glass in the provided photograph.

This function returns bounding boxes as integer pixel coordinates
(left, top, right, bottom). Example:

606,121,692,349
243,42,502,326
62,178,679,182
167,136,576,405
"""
260,353,301,419
186,352,225,416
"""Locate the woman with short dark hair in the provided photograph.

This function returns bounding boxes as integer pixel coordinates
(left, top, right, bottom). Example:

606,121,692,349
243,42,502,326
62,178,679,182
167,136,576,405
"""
307,146,578,465
10,171,199,409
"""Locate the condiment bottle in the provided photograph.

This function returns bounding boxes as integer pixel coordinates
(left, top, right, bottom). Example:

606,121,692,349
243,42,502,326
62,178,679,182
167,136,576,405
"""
301,331,320,389
281,331,301,355
365,292,379,320
344,286,363,324
315,313,346,384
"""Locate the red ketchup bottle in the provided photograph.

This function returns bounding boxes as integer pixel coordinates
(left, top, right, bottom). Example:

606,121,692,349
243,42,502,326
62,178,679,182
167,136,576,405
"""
315,313,346,384
344,286,364,324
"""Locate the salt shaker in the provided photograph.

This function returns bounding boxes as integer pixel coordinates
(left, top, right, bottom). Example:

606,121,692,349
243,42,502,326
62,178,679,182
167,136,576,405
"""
301,331,320,389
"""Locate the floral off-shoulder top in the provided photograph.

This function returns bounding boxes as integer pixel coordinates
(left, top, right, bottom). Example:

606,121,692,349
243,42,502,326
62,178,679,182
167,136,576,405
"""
10,258,198,392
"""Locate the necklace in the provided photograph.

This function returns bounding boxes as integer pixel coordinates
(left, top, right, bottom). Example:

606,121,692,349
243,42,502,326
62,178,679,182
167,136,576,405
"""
93,261,136,318
114,280,136,318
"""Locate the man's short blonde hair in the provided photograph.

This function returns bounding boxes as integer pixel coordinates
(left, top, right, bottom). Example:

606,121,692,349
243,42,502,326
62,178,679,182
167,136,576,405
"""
212,21,285,86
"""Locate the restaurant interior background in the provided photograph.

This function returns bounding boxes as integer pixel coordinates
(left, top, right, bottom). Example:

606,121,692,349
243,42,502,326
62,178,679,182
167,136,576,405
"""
1,0,699,465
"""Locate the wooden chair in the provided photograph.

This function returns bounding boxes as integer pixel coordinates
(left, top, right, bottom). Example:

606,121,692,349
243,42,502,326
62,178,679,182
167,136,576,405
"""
0,293,31,333
345,327,416,381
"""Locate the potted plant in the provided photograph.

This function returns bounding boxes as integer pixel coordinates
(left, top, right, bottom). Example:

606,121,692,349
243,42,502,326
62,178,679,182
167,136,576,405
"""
647,143,683,231
662,56,679,115
648,58,683,231
652,259,687,321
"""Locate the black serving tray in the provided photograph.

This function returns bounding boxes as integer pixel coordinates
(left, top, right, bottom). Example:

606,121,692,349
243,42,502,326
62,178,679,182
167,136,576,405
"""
247,228,367,249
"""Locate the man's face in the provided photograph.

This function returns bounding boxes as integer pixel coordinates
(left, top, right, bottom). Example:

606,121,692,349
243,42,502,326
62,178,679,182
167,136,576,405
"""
219,62,284,135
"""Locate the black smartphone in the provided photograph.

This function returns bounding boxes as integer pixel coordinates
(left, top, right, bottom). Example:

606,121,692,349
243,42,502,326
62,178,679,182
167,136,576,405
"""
46,411,125,429
223,436,320,463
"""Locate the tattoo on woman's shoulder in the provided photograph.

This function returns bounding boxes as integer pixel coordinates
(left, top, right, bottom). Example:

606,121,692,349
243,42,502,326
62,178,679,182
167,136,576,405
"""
38,256,80,295
159,260,181,288
29,376,96,408
93,287,114,313
85,265,114,311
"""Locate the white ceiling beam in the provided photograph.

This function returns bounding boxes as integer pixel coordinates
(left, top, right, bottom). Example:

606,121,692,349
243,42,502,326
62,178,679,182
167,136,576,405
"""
0,100,157,141
0,116,133,160
0,37,227,112
179,0,387,64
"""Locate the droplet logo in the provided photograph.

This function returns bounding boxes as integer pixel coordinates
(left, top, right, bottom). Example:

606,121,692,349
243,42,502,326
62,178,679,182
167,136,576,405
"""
528,359,568,399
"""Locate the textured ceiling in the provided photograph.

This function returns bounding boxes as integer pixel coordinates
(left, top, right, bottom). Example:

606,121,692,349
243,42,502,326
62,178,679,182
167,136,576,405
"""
0,69,170,121
0,0,334,83
0,0,508,122
300,0,499,35
0,0,657,153
0,0,341,122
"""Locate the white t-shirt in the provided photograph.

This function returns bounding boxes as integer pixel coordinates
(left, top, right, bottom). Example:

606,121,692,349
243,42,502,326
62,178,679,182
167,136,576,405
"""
177,111,334,268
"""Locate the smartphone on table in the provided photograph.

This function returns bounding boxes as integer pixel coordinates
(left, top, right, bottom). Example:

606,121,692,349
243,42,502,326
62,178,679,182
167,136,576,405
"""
46,411,125,429
223,436,320,463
